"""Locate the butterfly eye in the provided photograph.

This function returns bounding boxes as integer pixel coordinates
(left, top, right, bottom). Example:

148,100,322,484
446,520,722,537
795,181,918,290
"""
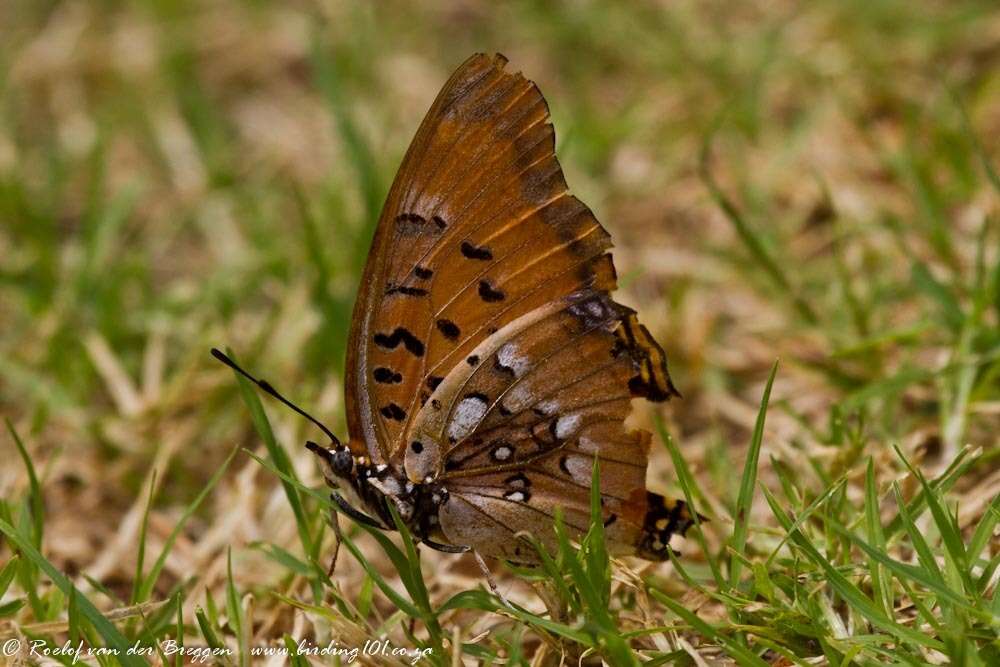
305,441,355,478
331,449,355,476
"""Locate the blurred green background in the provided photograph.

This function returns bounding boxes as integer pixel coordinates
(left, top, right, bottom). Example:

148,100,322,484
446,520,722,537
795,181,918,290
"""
1,0,998,662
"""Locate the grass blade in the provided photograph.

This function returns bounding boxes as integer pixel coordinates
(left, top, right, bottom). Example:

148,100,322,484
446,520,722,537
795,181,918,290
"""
864,459,893,617
130,470,157,605
729,360,779,588
226,548,248,667
968,494,1000,568
7,418,43,546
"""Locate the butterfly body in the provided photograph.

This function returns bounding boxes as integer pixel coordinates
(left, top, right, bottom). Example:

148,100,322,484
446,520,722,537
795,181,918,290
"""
301,53,698,563
306,443,463,556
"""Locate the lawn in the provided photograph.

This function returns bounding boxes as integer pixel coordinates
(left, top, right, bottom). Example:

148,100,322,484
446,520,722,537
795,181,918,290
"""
1,1,999,664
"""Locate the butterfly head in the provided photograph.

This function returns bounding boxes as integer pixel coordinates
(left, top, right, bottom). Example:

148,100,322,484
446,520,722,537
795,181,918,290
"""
305,440,354,481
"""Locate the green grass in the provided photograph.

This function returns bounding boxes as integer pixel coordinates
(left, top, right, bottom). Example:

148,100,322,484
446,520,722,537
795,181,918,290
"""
2,0,999,664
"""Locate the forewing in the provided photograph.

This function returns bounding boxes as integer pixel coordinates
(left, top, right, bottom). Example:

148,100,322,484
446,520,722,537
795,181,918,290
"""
346,53,671,464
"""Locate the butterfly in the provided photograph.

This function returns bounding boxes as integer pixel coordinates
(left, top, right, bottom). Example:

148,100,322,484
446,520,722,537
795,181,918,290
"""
215,53,697,565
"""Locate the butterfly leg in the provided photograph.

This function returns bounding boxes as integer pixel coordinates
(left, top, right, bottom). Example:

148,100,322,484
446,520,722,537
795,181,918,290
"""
421,539,470,554
472,550,512,609
331,492,388,530
327,508,342,577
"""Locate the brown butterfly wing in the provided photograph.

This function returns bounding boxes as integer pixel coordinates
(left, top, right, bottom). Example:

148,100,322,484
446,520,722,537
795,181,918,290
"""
404,291,687,561
345,53,524,462
347,53,675,464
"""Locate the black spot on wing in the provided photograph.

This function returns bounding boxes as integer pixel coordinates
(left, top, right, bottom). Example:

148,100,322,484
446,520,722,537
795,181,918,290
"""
395,213,429,237
380,403,407,421
374,327,425,357
558,455,571,475
396,213,445,237
637,492,698,561
385,283,428,297
436,319,460,340
373,367,402,384
460,241,493,260
478,280,505,302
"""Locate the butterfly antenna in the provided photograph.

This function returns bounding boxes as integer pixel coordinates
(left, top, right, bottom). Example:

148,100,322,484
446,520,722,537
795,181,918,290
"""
211,348,341,446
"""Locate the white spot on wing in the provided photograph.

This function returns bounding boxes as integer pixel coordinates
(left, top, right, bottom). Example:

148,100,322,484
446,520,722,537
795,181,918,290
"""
504,384,533,413
497,342,529,377
564,455,596,483
555,413,581,439
492,445,512,461
578,435,599,454
535,400,559,415
447,395,488,442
